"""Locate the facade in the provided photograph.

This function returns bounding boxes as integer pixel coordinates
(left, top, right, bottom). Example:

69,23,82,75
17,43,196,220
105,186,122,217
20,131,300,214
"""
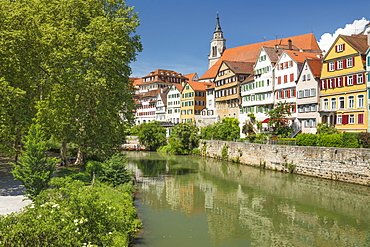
166,83,183,124
180,81,213,123
138,69,188,94
196,83,217,127
274,50,322,126
214,61,254,120
320,34,368,132
296,58,322,133
135,89,161,125
155,89,168,123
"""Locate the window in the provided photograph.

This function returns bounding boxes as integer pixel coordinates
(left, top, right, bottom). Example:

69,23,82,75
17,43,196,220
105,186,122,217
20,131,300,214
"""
298,90,304,98
348,96,355,108
277,76,281,84
337,115,342,124
303,75,306,81
290,73,294,82
347,75,353,85
307,74,311,80
339,97,345,109
358,114,364,124
331,98,336,110
347,57,353,68
337,43,345,52
310,88,316,97
323,99,329,110
338,60,343,70
304,89,310,98
357,74,364,84
358,95,364,108
329,62,335,71
349,114,355,124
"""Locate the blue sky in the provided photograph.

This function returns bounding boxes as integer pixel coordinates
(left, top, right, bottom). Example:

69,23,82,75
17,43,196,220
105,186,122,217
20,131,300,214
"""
126,0,370,78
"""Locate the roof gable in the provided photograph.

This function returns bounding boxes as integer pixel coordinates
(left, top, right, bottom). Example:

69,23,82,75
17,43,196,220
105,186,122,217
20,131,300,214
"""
324,34,368,61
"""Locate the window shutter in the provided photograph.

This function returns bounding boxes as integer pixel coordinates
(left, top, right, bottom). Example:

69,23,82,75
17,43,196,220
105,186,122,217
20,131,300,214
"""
342,115,349,124
287,89,291,98
335,45,338,53
343,43,345,51
335,78,338,88
327,62,330,71
276,92,279,99
344,76,347,86
293,88,296,97
325,79,329,89
334,61,338,70
358,113,364,124
353,74,357,84
352,57,355,67
343,59,347,69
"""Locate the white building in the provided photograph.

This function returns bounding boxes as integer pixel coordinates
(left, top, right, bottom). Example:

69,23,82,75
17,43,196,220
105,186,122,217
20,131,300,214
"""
155,89,168,123
296,58,322,134
196,83,217,127
274,50,322,123
166,84,182,124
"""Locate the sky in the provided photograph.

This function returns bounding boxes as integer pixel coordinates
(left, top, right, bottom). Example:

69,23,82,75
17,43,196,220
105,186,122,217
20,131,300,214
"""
125,0,370,78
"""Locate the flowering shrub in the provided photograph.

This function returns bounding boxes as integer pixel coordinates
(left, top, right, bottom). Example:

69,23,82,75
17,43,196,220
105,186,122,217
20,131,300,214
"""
0,177,141,246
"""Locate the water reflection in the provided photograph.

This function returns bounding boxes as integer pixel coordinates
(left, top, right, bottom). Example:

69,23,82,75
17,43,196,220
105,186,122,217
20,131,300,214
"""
126,151,370,247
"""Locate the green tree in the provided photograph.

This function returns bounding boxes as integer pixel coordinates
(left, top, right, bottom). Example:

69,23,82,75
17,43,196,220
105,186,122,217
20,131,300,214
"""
11,124,58,200
267,101,293,137
0,0,142,162
138,122,167,151
317,123,339,135
168,122,199,154
216,117,240,141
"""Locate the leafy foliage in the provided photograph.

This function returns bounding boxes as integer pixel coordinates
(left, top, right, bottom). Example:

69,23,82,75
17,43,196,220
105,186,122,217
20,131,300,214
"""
11,124,58,200
0,0,142,161
317,134,343,147
246,133,268,143
0,177,140,246
296,133,318,146
317,123,339,135
359,132,370,148
342,132,360,148
201,117,240,141
266,101,293,137
168,122,200,154
96,155,133,187
137,122,167,151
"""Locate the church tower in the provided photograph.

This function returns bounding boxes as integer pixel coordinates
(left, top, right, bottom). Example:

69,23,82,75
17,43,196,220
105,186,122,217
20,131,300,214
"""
208,13,226,69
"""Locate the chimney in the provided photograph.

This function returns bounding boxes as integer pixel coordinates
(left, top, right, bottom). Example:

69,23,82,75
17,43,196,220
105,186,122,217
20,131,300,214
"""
288,39,292,50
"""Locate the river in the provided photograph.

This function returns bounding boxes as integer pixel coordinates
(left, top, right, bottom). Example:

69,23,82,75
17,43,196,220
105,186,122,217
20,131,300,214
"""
125,151,370,247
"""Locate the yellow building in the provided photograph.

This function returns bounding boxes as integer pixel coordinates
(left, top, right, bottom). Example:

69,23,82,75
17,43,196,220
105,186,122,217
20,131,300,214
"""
180,81,213,123
320,34,368,132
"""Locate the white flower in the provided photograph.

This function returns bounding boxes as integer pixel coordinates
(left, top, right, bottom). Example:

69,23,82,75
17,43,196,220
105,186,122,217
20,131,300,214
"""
108,232,112,234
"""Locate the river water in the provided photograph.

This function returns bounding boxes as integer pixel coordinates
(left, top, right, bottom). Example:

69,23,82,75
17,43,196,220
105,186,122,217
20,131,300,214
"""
126,151,370,247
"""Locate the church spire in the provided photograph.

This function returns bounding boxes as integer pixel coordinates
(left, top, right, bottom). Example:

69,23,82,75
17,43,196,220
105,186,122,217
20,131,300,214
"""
208,13,226,69
215,12,222,33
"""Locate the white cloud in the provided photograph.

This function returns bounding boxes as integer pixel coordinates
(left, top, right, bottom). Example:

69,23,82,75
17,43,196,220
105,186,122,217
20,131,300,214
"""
318,17,369,53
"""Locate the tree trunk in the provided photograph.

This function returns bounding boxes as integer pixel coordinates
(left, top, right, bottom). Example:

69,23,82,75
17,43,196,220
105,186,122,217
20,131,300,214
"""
60,140,67,165
75,146,84,165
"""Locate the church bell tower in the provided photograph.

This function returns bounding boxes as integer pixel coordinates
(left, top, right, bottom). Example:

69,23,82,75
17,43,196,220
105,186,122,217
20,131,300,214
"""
208,13,226,69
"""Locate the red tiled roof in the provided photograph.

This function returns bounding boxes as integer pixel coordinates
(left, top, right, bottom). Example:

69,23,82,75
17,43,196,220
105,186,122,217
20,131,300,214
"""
284,50,322,64
200,33,321,80
306,58,323,78
222,61,254,74
184,72,198,81
187,81,214,91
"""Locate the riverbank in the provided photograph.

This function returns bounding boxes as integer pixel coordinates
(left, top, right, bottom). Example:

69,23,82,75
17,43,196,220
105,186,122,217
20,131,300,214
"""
0,157,31,215
199,140,370,186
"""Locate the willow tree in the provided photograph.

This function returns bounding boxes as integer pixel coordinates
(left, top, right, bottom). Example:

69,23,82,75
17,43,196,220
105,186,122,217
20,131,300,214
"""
0,0,142,161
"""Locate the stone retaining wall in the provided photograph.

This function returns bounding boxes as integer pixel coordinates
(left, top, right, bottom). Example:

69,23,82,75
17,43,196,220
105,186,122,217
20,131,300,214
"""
199,140,370,186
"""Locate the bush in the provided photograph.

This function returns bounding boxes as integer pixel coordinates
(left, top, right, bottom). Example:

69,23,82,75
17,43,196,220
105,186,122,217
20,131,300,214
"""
168,122,199,154
296,133,317,146
359,132,370,148
342,132,360,148
0,177,141,246
317,134,343,147
137,122,166,151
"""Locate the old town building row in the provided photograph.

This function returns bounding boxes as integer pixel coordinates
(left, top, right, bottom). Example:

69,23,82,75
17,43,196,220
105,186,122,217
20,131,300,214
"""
132,16,370,136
